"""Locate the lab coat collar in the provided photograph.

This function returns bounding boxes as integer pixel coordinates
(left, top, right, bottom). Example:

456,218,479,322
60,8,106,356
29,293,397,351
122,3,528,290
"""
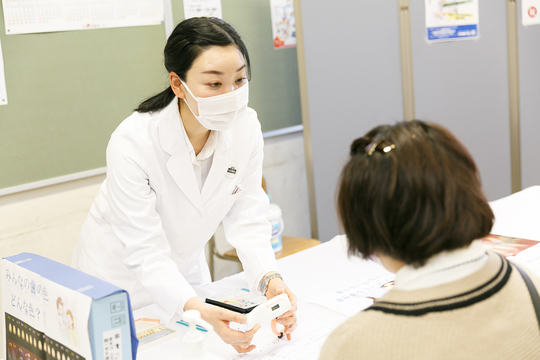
201,133,231,202
158,97,233,213
158,97,188,155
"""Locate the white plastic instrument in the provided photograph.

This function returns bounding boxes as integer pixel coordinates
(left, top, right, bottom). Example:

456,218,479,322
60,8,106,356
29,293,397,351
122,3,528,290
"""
231,293,292,332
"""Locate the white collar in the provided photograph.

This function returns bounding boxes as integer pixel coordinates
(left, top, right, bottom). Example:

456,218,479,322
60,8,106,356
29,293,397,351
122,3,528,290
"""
178,112,218,163
393,240,488,291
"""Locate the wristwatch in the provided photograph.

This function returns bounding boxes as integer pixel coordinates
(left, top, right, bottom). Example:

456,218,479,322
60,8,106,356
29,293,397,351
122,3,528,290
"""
259,273,283,295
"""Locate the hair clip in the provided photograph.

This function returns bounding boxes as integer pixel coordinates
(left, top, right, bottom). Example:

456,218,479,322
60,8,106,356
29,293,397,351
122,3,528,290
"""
382,144,396,153
365,134,396,156
365,134,385,156
366,134,396,156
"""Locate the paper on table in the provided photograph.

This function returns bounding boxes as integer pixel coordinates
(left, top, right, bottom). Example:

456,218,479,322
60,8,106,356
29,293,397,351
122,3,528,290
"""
509,244,540,278
0,39,6,105
2,0,164,35
310,272,395,317
489,186,540,241
515,243,540,263
229,327,332,360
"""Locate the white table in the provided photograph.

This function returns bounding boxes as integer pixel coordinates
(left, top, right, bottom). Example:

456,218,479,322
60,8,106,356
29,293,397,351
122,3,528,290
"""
135,235,377,359
135,185,540,359
490,186,540,241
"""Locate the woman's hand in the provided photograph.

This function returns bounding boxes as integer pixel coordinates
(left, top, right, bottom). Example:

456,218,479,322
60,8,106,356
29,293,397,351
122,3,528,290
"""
264,275,298,339
184,297,261,353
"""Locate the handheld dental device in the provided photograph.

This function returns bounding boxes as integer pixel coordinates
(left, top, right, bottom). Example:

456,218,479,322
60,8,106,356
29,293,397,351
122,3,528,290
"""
231,293,292,332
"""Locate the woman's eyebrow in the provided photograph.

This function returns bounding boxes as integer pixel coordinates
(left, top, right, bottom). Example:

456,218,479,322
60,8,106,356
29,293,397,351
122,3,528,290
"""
201,70,224,75
200,64,246,75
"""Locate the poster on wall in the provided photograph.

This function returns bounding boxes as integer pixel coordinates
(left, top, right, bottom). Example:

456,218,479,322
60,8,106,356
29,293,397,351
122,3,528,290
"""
0,39,7,106
183,0,222,19
425,0,479,43
1,0,164,35
270,0,296,49
522,0,540,26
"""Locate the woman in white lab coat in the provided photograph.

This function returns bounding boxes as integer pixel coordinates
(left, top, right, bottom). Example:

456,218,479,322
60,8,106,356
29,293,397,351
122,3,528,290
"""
72,17,297,353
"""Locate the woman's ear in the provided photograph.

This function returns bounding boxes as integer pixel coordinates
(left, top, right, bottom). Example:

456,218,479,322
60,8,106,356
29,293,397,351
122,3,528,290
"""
169,72,185,98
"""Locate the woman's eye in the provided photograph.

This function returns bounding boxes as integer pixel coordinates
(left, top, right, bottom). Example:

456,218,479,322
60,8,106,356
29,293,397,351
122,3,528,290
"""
209,82,221,88
236,78,246,83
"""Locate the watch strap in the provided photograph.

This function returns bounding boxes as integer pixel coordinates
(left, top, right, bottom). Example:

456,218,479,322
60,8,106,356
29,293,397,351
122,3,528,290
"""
259,273,283,295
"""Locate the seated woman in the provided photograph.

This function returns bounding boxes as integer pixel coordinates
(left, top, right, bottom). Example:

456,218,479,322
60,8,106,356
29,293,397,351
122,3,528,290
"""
319,120,540,359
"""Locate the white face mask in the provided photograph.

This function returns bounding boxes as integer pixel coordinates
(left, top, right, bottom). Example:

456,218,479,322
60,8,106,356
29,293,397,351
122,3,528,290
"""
180,80,249,131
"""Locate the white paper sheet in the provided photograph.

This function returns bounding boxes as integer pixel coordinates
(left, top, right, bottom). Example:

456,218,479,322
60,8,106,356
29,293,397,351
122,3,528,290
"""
515,244,540,264
522,0,540,26
2,0,164,35
228,327,332,360
183,0,222,19
0,39,6,105
310,272,395,317
509,244,540,278
490,186,540,241
425,0,479,43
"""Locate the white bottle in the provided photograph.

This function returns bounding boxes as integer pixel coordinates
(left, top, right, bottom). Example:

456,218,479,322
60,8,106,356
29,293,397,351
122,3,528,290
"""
267,203,284,252
182,310,225,360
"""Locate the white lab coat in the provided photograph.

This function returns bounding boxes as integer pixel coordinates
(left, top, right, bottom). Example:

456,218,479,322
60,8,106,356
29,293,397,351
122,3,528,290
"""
72,97,278,322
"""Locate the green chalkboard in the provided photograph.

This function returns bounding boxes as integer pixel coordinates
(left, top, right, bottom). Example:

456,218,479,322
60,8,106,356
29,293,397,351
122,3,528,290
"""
0,1,301,190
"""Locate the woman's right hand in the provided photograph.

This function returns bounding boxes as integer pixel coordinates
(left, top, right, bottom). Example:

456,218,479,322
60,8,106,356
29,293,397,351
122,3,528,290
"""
184,297,261,353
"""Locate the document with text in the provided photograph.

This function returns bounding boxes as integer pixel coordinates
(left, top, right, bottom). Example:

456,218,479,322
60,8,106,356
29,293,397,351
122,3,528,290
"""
2,0,164,35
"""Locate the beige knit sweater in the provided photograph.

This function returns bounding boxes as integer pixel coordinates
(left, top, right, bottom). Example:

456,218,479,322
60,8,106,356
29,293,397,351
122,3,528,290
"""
319,252,540,360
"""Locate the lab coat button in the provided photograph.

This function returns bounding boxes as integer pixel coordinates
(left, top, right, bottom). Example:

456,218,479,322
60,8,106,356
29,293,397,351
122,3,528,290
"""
193,216,203,224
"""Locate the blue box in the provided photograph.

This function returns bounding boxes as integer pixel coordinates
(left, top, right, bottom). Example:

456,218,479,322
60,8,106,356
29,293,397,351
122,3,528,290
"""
2,253,138,360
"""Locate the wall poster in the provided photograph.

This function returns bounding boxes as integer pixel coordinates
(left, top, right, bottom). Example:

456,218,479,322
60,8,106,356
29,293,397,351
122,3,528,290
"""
522,0,540,26
270,0,296,49
425,0,480,43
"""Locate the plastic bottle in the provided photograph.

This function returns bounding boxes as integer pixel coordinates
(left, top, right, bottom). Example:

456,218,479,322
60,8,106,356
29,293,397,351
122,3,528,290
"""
267,203,284,252
182,310,225,360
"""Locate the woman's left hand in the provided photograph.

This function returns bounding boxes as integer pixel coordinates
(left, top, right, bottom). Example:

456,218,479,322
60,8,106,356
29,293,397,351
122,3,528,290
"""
265,276,298,339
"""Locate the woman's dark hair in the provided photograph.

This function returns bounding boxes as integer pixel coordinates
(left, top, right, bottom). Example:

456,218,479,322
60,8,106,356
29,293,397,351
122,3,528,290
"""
135,17,251,113
337,120,494,267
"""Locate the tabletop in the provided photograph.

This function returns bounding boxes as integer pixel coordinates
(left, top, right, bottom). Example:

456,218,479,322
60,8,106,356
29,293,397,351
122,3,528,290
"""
135,185,540,359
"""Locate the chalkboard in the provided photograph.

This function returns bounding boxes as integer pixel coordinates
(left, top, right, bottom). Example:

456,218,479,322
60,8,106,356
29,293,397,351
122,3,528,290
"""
0,1,301,190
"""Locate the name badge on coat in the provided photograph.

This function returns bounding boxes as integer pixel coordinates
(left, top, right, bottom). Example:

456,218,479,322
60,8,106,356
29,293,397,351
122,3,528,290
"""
226,164,237,178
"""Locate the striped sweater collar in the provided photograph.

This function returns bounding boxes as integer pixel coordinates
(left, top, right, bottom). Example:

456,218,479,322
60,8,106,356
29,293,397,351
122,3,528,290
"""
367,252,511,316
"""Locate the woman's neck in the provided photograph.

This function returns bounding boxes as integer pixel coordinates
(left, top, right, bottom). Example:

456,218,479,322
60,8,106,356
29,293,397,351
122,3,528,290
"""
378,254,407,273
178,100,210,155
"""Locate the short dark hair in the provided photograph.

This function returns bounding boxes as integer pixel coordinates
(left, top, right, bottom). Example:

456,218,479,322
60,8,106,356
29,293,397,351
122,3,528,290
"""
337,120,493,267
135,17,251,113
